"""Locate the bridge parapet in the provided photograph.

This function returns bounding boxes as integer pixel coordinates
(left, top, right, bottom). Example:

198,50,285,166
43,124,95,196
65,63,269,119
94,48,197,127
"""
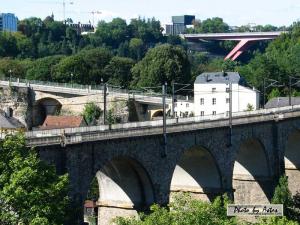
0,78,172,104
25,105,300,147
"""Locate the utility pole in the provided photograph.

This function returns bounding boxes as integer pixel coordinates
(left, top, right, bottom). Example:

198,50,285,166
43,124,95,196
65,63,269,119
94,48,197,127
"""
228,82,233,147
62,0,74,24
101,78,107,125
8,69,12,83
171,80,175,118
289,76,292,106
162,82,167,157
262,78,284,108
63,0,65,23
263,78,266,108
103,83,107,125
288,75,300,106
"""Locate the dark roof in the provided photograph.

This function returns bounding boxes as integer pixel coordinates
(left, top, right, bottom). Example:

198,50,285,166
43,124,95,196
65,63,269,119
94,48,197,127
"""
41,116,86,130
0,110,24,129
0,113,24,129
265,97,300,109
194,72,247,86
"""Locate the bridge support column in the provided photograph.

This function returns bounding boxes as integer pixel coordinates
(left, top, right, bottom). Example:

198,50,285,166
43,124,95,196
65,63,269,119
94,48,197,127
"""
97,202,138,225
225,39,253,61
170,146,223,202
233,176,273,204
285,131,300,195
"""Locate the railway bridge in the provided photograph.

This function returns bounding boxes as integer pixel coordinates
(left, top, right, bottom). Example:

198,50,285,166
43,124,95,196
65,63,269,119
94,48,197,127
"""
24,105,300,224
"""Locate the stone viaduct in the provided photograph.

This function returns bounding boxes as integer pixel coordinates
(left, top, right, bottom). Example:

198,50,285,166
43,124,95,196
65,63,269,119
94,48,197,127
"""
0,79,171,128
24,106,300,225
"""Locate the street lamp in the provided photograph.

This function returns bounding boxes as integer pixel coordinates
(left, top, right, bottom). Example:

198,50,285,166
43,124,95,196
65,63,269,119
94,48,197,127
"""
70,73,73,87
8,69,12,82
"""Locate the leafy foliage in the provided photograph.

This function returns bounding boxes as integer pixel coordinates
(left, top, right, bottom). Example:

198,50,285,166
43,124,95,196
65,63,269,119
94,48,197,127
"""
82,102,102,125
114,193,237,225
131,44,191,88
0,134,70,225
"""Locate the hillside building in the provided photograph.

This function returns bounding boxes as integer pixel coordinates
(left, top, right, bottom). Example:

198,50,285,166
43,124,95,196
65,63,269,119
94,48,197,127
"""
0,13,18,32
193,72,260,117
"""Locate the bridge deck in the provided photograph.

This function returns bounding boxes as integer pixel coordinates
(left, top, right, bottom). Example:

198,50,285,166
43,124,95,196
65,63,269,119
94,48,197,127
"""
0,79,173,105
181,31,285,41
25,105,300,147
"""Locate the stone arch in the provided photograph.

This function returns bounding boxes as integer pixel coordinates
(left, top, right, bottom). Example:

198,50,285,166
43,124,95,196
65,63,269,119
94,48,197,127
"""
285,130,300,195
95,157,155,225
151,110,163,120
170,146,223,202
32,97,62,127
233,139,273,204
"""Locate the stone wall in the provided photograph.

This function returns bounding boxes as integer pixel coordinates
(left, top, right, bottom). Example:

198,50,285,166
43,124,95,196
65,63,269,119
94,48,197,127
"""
0,85,32,128
36,118,300,225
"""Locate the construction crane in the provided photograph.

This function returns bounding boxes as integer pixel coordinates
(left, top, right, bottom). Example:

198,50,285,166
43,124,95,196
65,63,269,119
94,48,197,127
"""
80,11,102,27
63,1,74,23
29,0,74,22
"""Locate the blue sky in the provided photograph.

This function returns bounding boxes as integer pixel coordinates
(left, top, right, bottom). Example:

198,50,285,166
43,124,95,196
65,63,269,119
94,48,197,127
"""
1,0,300,26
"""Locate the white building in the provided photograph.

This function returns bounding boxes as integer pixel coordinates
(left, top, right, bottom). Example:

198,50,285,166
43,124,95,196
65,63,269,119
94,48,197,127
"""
174,97,194,118
193,72,260,117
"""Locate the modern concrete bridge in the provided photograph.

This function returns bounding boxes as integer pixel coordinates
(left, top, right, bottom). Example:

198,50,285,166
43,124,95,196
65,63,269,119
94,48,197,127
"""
25,105,300,225
181,31,285,61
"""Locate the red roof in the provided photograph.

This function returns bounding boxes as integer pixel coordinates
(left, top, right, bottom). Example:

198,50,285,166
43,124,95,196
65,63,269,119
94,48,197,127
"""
41,116,86,129
84,200,97,208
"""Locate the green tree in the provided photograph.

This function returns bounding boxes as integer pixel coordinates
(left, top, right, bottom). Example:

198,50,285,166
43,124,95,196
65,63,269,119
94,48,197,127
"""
131,44,191,88
106,109,121,125
104,56,135,88
193,17,229,33
268,88,281,101
82,102,102,125
272,176,294,219
0,134,70,225
115,193,236,225
0,58,32,79
129,38,144,60
26,55,65,81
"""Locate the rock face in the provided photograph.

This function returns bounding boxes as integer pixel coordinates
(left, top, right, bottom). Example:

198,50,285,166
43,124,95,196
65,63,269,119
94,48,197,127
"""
0,85,33,128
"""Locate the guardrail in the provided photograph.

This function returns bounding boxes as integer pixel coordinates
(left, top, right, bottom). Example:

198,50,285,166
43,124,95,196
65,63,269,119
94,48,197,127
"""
0,77,175,100
25,104,300,141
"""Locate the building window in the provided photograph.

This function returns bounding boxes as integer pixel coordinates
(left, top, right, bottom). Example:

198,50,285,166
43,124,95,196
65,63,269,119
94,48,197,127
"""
200,98,204,105
212,87,216,93
226,111,229,117
212,98,216,105
175,112,177,117
200,111,204,116
186,103,189,108
226,88,230,93
226,98,230,103
212,111,216,116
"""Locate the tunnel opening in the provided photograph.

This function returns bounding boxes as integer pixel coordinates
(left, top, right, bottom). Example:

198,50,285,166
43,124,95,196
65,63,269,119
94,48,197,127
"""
32,98,62,127
285,130,300,196
170,146,222,202
233,139,273,204
151,110,163,120
85,157,154,225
